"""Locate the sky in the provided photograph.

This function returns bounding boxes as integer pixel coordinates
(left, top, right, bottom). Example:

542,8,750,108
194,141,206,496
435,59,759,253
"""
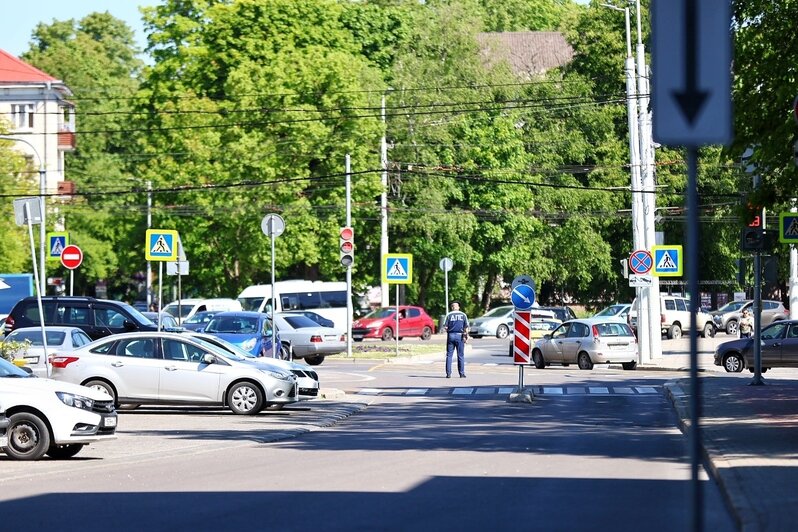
2,0,592,59
1,1,161,59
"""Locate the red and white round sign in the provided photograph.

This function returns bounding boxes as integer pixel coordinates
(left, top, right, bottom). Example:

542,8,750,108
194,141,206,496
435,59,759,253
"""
60,244,83,270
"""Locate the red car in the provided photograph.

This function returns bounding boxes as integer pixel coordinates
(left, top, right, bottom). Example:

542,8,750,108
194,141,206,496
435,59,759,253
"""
352,306,436,341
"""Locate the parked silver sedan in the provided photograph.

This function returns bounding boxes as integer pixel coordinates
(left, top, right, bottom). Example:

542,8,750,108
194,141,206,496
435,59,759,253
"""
469,306,514,339
531,318,638,371
274,313,347,366
49,332,297,415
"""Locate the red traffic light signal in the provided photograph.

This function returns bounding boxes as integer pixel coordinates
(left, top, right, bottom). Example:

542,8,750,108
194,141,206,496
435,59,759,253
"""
339,227,354,267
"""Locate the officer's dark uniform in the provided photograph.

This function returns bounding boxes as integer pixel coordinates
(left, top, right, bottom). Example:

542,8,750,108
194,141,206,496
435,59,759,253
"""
444,303,470,378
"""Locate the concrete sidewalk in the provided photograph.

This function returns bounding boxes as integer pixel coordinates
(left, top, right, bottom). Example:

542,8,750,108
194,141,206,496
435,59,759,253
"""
664,374,798,531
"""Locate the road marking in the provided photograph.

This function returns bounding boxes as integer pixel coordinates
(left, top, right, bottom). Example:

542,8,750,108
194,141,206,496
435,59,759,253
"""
589,387,610,394
567,387,587,394
358,388,382,395
635,386,658,394
498,387,515,394
452,388,474,395
543,387,564,394
353,385,662,397
406,388,428,395
475,388,495,395
614,387,635,394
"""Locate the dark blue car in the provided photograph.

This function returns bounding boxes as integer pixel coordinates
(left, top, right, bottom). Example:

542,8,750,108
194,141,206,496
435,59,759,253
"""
200,311,283,357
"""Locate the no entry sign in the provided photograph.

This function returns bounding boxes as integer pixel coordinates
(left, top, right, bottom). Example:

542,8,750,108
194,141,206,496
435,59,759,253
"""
60,245,83,270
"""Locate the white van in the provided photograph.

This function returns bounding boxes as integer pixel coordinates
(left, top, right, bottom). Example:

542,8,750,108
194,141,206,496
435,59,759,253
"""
237,280,349,329
163,298,242,324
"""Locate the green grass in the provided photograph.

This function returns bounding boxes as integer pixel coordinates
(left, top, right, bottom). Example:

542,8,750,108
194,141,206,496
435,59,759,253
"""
328,342,444,359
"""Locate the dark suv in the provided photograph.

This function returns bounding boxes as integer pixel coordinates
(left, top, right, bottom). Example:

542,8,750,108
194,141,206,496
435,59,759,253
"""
4,296,158,340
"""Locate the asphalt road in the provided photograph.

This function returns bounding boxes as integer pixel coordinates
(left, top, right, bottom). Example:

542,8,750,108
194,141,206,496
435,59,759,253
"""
0,354,737,531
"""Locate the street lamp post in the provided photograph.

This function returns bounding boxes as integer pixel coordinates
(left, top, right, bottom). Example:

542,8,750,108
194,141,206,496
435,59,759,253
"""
600,3,650,363
0,135,46,294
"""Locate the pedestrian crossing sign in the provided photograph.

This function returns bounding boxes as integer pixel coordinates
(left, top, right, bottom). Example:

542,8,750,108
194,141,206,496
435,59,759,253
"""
779,212,798,243
382,253,413,284
651,245,683,277
145,229,179,261
47,232,69,261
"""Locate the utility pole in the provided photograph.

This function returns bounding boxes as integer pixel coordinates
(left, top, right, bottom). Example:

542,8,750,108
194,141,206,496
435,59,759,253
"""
635,0,660,363
146,180,152,309
380,92,390,307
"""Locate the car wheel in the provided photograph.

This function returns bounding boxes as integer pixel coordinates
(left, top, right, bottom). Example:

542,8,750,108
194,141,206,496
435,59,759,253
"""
46,444,84,459
305,355,325,366
622,362,637,371
726,320,738,336
532,350,545,369
578,352,594,370
496,324,509,339
668,324,682,340
701,322,715,338
421,326,433,340
84,379,117,406
723,353,745,373
279,343,291,360
227,381,264,415
381,327,394,341
6,412,51,461
117,404,140,411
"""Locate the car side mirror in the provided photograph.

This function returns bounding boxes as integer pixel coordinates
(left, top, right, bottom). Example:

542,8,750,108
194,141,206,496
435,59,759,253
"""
543,334,552,340
202,353,215,364
124,320,136,331
196,327,205,333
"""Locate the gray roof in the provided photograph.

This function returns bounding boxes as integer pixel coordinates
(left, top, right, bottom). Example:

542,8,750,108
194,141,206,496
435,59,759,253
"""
477,31,574,78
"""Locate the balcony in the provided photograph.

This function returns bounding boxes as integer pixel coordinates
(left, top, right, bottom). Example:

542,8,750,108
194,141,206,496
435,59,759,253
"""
57,130,76,151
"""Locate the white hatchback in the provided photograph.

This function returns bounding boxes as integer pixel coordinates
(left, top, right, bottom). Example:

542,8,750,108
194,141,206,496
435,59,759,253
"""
0,357,117,460
3,326,93,378
531,318,639,371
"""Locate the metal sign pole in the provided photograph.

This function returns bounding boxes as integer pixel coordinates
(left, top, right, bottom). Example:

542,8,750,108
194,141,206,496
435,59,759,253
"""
24,202,49,377
395,284,400,357
70,269,74,297
158,262,163,331
271,229,276,359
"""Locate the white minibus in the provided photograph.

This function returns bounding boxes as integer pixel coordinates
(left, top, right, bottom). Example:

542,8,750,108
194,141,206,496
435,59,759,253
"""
237,280,349,329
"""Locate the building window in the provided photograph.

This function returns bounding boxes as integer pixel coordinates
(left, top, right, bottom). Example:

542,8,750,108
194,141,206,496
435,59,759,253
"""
11,103,34,128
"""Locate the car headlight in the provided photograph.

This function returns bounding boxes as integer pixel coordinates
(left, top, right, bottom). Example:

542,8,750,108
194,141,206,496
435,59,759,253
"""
260,369,293,381
56,392,95,411
241,338,257,351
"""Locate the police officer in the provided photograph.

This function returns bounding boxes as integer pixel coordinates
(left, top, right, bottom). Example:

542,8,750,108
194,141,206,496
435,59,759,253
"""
443,301,470,378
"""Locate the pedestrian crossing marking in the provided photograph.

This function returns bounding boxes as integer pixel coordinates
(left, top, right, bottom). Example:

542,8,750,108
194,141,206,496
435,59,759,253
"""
786,219,798,237
50,238,64,256
353,386,662,397
47,232,69,261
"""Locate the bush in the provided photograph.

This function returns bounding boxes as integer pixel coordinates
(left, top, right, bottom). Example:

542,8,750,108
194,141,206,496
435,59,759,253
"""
0,340,29,362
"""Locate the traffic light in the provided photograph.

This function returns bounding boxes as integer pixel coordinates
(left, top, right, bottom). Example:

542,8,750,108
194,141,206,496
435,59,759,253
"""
741,194,763,228
339,226,354,267
741,227,765,251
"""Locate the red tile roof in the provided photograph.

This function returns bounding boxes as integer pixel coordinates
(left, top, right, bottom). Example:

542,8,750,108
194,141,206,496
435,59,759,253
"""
0,48,58,83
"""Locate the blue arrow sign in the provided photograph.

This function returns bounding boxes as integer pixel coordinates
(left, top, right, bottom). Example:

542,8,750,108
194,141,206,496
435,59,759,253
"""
511,284,536,311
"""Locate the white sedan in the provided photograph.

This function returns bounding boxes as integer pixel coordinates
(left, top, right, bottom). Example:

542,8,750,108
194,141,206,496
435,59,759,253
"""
3,326,93,377
274,313,347,366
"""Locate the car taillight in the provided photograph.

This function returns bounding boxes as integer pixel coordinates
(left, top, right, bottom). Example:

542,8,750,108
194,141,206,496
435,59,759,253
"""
5,315,14,330
50,356,79,368
310,335,322,343
339,334,346,342
661,313,666,324
591,325,600,342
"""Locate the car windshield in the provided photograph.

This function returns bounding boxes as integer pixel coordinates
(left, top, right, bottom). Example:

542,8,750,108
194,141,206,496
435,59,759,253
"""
238,297,264,312
0,357,32,377
185,312,214,324
121,303,157,326
205,316,260,334
163,303,195,318
363,308,395,319
6,330,67,346
482,307,511,318
192,337,250,361
716,301,748,313
594,305,627,317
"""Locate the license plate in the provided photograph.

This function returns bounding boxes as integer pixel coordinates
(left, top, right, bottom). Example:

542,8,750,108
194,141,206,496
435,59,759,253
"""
25,356,39,364
610,343,629,350
103,416,117,428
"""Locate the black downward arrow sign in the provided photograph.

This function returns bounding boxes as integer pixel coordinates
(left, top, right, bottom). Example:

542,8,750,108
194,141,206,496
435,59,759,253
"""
672,0,709,125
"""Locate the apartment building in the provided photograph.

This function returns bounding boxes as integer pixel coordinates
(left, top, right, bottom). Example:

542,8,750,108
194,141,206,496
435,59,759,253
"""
0,48,75,195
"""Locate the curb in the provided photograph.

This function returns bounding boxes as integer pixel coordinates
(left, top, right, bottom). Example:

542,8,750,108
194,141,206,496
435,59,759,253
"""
662,379,746,531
